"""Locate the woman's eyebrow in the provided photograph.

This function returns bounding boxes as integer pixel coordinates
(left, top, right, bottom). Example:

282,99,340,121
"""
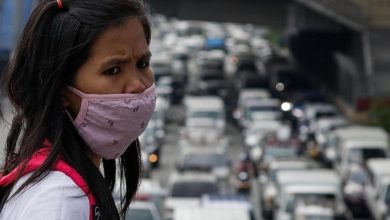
100,51,152,67
100,56,130,67
139,50,152,60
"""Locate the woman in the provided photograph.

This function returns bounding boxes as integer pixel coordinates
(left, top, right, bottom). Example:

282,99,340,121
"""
0,0,155,219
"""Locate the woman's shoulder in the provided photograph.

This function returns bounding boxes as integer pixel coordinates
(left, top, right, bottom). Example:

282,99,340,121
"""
0,171,90,220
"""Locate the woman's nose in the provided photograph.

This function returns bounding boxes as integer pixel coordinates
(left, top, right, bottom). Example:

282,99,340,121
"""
124,78,147,94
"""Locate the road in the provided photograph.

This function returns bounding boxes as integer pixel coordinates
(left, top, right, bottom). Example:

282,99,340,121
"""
151,104,264,220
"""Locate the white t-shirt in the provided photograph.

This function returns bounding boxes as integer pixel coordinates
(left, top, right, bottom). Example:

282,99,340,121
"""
0,171,90,220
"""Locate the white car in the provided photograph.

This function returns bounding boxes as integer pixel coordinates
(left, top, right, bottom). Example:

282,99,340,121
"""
313,117,349,147
325,125,389,168
366,159,390,220
275,170,347,220
243,120,282,148
234,88,271,119
176,148,230,180
184,96,226,132
239,99,281,130
294,204,334,220
335,139,389,178
164,172,219,214
126,201,161,220
173,206,251,220
260,159,320,219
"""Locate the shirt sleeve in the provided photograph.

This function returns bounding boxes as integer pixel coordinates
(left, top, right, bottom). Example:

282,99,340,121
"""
0,171,90,220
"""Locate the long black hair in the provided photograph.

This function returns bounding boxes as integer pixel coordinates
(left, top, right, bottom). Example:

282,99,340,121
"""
0,0,151,219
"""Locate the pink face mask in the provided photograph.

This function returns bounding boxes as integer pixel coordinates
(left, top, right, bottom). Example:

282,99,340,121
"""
67,84,156,159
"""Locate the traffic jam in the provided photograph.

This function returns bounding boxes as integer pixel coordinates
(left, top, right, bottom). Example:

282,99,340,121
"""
120,15,390,220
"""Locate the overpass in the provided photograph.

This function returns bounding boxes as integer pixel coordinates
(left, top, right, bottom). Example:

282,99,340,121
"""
150,0,390,113
288,0,390,116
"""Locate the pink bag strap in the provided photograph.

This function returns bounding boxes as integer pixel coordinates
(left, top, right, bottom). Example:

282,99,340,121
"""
0,146,97,220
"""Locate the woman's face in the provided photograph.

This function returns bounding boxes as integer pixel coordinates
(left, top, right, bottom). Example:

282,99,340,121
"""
64,17,153,117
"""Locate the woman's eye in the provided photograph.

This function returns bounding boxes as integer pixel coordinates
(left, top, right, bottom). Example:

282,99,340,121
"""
137,61,150,69
104,67,120,75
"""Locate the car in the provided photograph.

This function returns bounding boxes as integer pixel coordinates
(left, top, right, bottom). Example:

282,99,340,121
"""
335,138,389,178
173,206,251,220
184,96,226,132
176,149,231,180
151,53,173,82
313,117,349,148
125,201,161,220
251,130,300,170
201,194,255,220
342,164,371,218
366,159,390,220
260,158,320,219
187,50,226,95
294,204,334,220
325,125,389,170
136,179,167,216
274,170,347,220
164,172,219,219
243,120,282,148
156,76,174,103
233,88,271,120
300,103,340,141
238,99,282,130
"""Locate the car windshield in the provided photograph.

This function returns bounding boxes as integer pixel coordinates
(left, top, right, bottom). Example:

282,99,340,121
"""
248,105,279,112
125,208,154,220
201,73,224,81
245,106,278,119
347,148,386,164
286,193,336,214
182,154,228,169
264,148,297,161
237,60,257,71
171,182,218,197
315,111,337,120
201,61,223,71
191,111,221,119
304,216,333,220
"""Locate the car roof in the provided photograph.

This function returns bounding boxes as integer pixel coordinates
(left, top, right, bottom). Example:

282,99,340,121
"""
334,126,388,141
130,201,158,210
239,89,270,99
295,205,334,216
269,159,319,171
245,99,280,107
342,139,389,150
284,185,339,194
276,170,340,186
247,120,282,130
173,206,250,220
304,103,337,111
185,96,224,109
138,179,166,195
169,172,218,183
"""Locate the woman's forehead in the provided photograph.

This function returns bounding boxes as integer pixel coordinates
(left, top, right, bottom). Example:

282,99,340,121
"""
89,18,148,61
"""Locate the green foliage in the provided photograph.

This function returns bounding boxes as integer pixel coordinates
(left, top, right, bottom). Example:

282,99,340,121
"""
370,103,390,134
